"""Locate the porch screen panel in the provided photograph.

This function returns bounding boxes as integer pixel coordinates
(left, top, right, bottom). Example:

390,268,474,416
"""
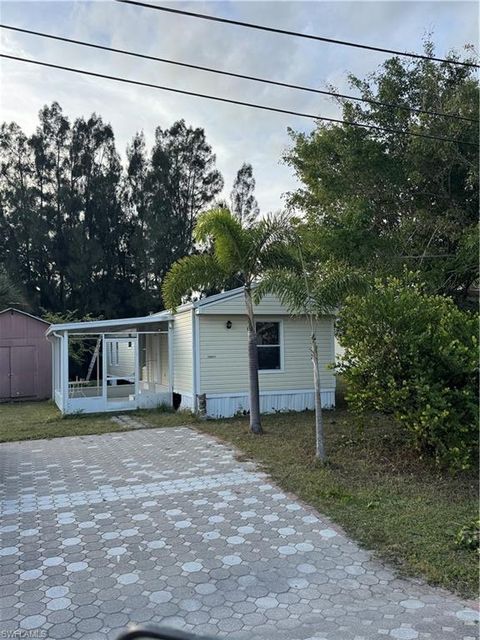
68,336,103,399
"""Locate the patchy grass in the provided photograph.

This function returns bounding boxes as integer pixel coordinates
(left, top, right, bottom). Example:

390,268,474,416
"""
198,409,479,599
0,401,189,442
0,401,125,442
133,407,200,428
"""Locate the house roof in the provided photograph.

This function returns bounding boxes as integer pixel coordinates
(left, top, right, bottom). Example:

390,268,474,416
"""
46,311,171,336
181,286,334,316
46,285,326,335
166,286,248,313
0,308,50,325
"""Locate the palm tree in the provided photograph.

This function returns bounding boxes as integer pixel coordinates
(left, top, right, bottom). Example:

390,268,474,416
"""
257,247,366,461
162,207,291,434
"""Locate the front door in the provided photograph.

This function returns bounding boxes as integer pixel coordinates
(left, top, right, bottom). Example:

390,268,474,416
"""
0,347,10,398
11,346,36,397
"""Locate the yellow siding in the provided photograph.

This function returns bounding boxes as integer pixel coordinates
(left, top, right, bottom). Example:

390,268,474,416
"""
108,341,135,378
199,292,292,315
173,310,193,393
199,315,335,394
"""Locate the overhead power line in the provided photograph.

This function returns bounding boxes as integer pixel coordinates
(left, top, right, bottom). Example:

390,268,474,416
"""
116,0,479,69
2,24,476,124
1,54,477,147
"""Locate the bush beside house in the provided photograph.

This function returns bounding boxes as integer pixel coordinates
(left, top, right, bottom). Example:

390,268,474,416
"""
337,277,479,471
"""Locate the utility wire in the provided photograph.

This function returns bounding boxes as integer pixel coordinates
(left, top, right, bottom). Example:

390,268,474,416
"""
2,24,477,124
1,53,477,147
115,0,479,69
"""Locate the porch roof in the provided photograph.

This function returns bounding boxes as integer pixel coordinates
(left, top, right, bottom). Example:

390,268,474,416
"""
46,311,171,336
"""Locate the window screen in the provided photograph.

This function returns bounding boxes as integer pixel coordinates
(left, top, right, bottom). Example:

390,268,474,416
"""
256,322,281,370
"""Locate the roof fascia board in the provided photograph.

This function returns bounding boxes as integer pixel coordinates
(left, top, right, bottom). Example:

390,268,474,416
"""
194,287,246,311
0,308,50,325
46,313,171,335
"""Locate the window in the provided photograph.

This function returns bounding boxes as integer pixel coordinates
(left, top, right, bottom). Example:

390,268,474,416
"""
256,321,282,370
108,342,119,366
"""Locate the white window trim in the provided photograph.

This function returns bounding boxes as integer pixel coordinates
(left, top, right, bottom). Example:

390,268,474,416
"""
256,319,284,373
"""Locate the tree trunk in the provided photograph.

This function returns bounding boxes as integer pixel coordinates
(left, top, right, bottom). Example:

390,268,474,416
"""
245,286,262,434
311,333,325,462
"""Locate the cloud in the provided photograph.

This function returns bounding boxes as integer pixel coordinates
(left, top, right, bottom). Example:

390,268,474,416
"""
1,0,477,212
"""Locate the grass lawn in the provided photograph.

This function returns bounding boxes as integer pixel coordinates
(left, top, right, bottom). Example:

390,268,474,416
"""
198,410,479,599
0,401,190,442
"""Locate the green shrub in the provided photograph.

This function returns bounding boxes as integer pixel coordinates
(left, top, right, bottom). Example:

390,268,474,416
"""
337,276,479,470
455,519,480,553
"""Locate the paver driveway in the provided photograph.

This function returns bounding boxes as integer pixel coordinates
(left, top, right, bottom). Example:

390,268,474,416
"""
0,426,478,640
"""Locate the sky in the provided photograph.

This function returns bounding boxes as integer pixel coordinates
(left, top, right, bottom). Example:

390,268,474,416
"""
0,0,478,212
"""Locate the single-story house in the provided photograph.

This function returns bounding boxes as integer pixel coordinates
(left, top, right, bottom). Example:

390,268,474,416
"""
46,287,336,417
0,308,52,401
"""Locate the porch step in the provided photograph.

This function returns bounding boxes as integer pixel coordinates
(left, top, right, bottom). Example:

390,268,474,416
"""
111,414,149,430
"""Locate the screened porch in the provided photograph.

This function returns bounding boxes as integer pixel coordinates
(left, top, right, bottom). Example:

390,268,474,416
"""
47,314,172,415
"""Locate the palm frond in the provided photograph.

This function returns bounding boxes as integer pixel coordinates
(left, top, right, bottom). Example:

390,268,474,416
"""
194,208,247,273
309,261,369,314
258,260,369,317
255,269,310,313
162,254,225,311
248,212,294,273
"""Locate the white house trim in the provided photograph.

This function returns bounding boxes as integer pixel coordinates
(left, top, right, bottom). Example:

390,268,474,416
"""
168,320,174,397
46,313,171,335
174,286,248,314
194,311,201,407
134,335,140,403
256,319,284,374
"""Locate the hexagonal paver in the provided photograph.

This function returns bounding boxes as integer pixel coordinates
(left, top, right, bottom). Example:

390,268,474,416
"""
1,426,476,640
20,615,46,630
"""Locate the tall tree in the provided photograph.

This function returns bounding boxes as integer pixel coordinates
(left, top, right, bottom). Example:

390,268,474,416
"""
145,120,224,303
124,132,150,304
69,113,126,315
284,42,479,304
230,163,260,226
0,122,42,309
0,267,25,310
162,207,290,434
0,107,225,317
30,102,71,309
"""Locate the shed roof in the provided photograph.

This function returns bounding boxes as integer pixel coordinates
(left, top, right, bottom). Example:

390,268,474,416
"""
0,308,50,325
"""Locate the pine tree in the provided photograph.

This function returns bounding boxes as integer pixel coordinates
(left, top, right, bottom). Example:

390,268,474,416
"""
230,163,260,227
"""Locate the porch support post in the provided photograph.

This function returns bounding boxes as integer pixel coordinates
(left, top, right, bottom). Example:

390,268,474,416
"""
168,320,174,403
61,331,69,413
101,334,107,407
134,332,140,404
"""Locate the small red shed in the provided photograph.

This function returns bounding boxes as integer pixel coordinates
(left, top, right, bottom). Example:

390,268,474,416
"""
0,308,51,401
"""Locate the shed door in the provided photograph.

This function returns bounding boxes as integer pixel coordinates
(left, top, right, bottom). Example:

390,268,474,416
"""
0,347,10,398
10,346,36,397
